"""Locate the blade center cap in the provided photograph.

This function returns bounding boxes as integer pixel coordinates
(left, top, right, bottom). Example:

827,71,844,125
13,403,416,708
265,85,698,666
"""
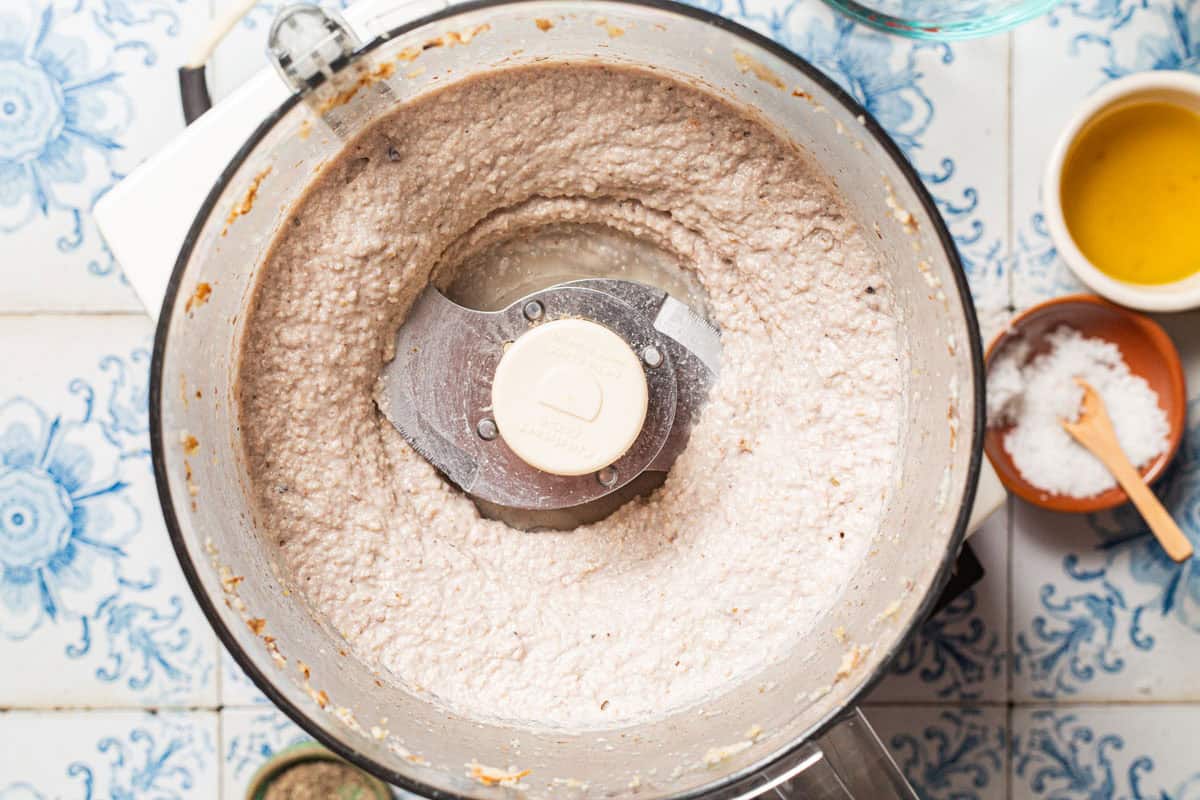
491,318,649,476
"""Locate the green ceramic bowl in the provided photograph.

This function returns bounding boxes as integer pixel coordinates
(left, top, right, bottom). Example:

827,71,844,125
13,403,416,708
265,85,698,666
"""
245,742,394,800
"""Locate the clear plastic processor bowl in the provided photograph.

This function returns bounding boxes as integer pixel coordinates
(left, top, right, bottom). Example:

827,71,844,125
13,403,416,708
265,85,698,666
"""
100,0,988,797
822,0,1062,39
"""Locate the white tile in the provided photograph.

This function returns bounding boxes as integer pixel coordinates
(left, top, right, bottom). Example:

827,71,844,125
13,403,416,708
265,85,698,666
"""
0,0,213,313
1011,12,1102,308
0,315,218,707
221,706,315,798
207,0,288,104
0,710,218,797
1012,705,1200,798
903,35,1010,314
868,502,1010,704
866,705,1007,800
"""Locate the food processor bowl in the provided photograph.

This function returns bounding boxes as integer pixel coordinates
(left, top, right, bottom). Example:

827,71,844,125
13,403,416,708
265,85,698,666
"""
143,1,983,796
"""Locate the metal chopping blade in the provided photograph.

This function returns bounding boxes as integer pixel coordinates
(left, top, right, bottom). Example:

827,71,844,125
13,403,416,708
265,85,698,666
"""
375,279,720,524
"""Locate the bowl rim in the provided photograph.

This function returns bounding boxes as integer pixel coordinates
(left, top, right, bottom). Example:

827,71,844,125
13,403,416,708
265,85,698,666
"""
821,0,1062,40
1042,70,1200,312
148,1,986,796
983,293,1187,513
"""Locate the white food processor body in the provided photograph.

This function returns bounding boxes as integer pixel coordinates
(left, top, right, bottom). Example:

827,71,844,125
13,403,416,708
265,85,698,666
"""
95,1,992,797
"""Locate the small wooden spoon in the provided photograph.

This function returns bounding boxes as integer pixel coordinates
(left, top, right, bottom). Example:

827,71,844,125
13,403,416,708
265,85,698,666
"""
1062,378,1193,562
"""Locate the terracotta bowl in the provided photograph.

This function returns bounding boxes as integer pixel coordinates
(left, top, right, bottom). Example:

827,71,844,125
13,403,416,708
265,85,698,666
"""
984,294,1187,513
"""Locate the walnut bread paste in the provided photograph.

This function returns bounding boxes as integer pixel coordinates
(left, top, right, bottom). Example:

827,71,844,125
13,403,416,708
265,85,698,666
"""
237,63,903,730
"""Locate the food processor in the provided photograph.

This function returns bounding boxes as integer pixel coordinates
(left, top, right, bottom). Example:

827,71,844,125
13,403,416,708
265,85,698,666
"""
94,1,1005,796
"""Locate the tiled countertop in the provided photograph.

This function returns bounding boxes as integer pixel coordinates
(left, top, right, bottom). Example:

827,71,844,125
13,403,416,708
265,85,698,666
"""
2,0,1199,797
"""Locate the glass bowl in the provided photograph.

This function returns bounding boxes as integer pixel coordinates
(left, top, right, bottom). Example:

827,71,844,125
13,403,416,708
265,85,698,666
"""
823,0,1062,39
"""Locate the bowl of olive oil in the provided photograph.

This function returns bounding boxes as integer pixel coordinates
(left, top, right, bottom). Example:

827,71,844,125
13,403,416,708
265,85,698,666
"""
1044,71,1200,311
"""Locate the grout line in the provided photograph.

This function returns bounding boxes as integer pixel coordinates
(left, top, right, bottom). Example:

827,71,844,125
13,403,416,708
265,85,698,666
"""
216,639,226,711
862,699,1011,707
0,310,150,319
1005,702,1014,800
0,702,272,713
1002,0,1017,681
1006,494,1015,703
217,706,227,799
1005,495,1018,800
214,632,227,797
1002,22,1017,759
0,705,225,712
863,695,1200,708
863,702,1008,710
0,703,279,711
1009,697,1200,707
863,698,1200,709
1005,29,1016,313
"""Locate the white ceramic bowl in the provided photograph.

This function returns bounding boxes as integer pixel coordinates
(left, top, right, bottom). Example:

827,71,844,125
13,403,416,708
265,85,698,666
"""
1043,70,1200,312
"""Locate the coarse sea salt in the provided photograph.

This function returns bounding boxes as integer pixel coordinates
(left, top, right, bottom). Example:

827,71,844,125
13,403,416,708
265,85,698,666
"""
987,325,1169,498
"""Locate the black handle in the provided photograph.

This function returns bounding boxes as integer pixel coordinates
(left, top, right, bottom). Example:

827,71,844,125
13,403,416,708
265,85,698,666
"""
931,540,984,616
178,65,213,125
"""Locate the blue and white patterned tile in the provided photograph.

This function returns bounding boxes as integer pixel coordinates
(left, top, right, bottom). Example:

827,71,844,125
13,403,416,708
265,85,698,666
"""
1012,705,1200,798
1010,311,1200,702
0,0,212,313
0,710,218,798
1012,0,1200,308
220,645,272,706
1010,499,1188,702
717,0,1011,326
0,315,218,707
867,505,1010,704
866,705,1008,800
1010,443,1200,702
220,706,314,797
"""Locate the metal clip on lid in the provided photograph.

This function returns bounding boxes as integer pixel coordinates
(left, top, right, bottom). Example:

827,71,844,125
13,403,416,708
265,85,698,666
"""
267,4,361,95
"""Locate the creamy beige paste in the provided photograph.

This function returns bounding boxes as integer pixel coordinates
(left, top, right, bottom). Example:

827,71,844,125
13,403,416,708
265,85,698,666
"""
238,63,903,729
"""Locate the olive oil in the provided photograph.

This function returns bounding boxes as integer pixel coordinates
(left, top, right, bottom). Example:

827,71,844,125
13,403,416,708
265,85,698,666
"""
1061,101,1200,285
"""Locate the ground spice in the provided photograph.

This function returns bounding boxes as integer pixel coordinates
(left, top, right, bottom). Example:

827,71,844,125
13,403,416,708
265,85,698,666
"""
262,761,379,799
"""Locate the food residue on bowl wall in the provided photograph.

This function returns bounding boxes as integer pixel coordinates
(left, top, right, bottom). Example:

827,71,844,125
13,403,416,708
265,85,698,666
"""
185,282,212,312
467,761,531,787
223,168,271,233
732,51,785,91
